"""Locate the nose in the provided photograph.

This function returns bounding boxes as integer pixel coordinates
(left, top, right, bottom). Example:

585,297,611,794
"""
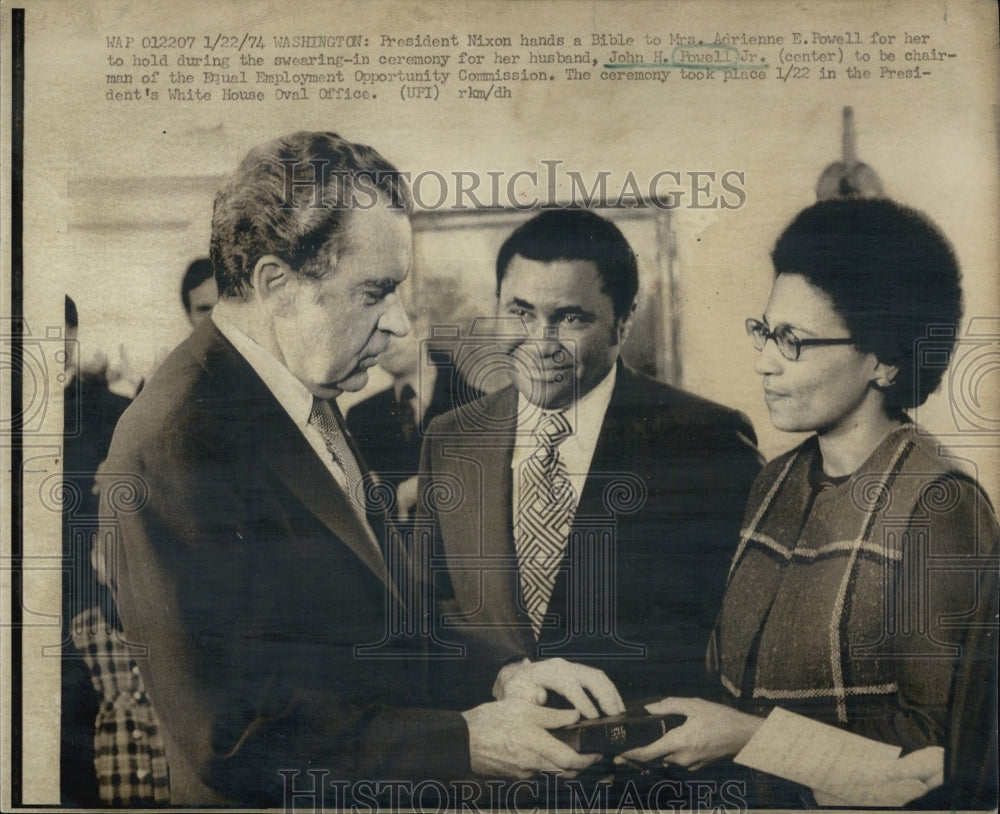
534,324,566,359
754,336,784,376
378,294,410,338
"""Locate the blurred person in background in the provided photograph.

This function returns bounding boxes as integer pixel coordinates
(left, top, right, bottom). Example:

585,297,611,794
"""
61,295,168,806
180,256,219,329
347,277,481,520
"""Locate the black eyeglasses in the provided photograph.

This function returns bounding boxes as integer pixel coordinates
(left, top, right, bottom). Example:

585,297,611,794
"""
745,318,854,362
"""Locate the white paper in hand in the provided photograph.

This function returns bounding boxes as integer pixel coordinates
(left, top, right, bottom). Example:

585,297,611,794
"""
734,708,904,800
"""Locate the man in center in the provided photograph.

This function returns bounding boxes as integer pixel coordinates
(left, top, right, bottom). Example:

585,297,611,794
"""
420,209,762,718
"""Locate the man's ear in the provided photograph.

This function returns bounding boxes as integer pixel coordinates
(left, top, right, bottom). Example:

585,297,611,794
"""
616,300,638,346
252,255,296,314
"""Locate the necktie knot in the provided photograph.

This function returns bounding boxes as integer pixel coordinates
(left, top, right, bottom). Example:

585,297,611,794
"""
309,396,339,441
399,383,417,404
533,411,572,450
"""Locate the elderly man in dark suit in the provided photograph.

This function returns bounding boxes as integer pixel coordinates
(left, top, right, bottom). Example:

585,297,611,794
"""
98,132,599,807
420,210,762,726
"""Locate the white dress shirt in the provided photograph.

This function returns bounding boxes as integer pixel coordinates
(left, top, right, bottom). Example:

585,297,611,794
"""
510,364,617,522
212,311,360,502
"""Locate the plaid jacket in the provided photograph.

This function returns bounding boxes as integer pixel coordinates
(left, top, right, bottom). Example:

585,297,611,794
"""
71,606,170,805
714,424,998,752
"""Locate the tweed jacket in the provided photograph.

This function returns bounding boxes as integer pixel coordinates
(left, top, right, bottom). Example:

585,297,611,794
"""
715,424,999,757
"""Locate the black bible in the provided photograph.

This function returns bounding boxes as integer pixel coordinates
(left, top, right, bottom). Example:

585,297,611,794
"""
553,706,686,754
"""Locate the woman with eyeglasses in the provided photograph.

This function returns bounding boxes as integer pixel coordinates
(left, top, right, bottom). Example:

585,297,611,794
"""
620,198,998,808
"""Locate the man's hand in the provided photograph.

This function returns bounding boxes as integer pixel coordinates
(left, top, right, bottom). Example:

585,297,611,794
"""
493,658,625,719
616,697,763,771
394,476,419,521
462,699,603,779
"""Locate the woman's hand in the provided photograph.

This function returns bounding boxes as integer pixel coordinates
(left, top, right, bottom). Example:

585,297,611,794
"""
811,746,944,807
616,697,764,771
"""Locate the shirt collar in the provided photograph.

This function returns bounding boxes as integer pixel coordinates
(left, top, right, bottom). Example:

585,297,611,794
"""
515,363,617,447
212,310,315,429
394,367,434,405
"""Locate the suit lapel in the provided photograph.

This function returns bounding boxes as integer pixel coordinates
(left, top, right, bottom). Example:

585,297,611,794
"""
330,399,387,529
263,432,401,601
547,366,676,644
576,364,672,516
454,388,534,644
195,322,401,600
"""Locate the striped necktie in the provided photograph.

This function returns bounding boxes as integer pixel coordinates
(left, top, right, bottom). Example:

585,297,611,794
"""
514,411,576,638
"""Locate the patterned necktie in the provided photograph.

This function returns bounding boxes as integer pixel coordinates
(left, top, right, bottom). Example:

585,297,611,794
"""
309,396,368,520
514,411,576,638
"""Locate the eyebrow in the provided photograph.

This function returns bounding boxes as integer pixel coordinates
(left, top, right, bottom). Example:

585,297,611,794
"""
761,315,818,337
361,279,400,294
505,298,594,319
506,297,535,310
552,305,594,320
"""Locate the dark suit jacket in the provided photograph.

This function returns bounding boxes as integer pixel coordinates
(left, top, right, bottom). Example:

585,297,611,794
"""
99,320,469,806
419,363,762,710
346,364,480,490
